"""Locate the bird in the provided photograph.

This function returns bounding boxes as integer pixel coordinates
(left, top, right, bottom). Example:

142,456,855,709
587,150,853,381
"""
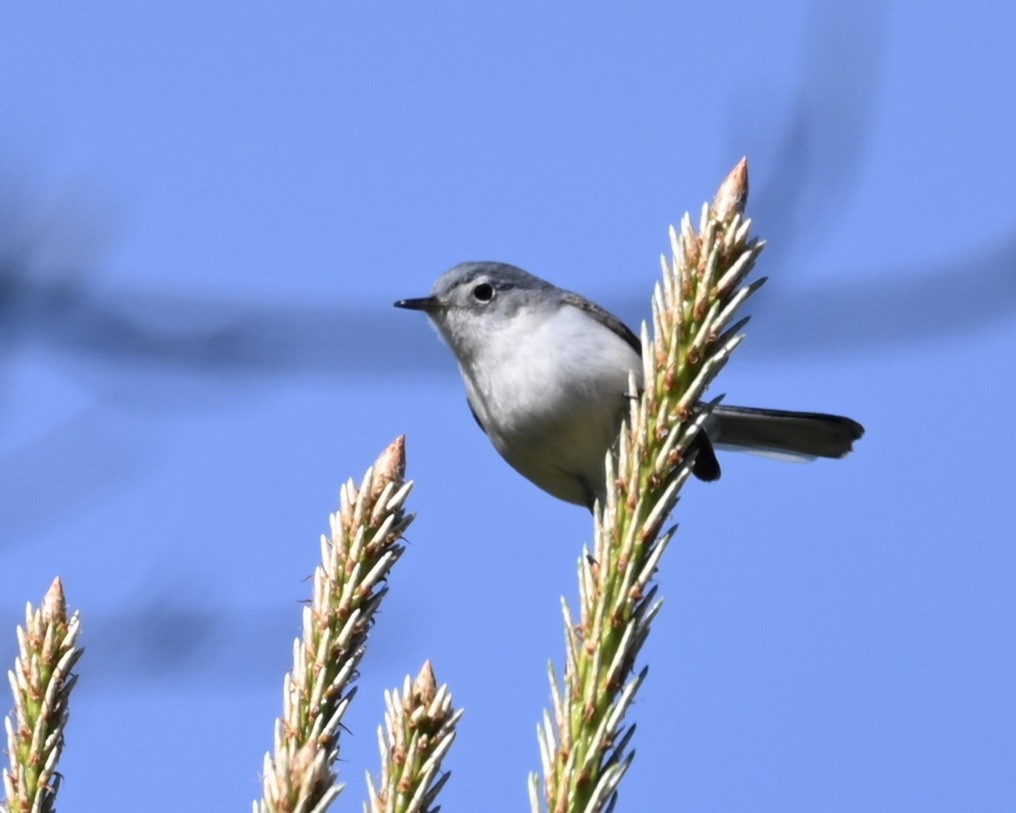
395,262,863,509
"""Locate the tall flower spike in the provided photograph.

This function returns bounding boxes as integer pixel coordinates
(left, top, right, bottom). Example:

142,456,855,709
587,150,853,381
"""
3,578,83,813
532,160,766,813
256,437,415,813
365,661,463,813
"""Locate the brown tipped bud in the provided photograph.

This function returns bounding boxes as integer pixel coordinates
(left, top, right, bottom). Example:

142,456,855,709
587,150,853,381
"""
42,577,67,624
371,436,407,500
713,157,749,221
413,660,437,706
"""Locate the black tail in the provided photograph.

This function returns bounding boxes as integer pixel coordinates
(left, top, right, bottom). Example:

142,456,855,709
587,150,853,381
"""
690,405,863,481
710,405,864,459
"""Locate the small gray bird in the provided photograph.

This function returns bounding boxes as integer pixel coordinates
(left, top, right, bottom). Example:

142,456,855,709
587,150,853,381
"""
395,262,863,509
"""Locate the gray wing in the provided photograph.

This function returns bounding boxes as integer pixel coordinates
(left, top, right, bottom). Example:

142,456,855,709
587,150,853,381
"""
558,290,642,354
559,289,726,482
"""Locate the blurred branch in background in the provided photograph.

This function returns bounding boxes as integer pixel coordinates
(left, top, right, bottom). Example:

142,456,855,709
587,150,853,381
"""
0,408,149,549
3,200,1014,391
743,2,887,270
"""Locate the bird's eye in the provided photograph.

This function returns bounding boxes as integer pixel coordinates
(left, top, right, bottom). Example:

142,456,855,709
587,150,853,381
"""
472,282,495,303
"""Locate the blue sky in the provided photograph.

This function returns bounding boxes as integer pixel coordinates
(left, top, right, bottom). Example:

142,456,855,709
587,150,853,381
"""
2,3,1014,810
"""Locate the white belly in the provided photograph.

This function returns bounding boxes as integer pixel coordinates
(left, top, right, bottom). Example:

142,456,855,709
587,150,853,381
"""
461,304,642,505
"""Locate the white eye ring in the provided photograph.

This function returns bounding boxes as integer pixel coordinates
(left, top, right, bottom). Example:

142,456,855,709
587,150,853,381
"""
472,282,495,302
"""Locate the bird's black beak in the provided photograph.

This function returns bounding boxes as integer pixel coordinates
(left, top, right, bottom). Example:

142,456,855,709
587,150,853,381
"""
393,296,439,312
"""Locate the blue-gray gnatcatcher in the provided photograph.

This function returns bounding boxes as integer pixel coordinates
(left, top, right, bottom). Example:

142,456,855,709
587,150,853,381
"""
395,262,863,509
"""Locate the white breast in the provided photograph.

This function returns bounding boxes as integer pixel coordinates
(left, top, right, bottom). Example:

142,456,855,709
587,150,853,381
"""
460,303,642,505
